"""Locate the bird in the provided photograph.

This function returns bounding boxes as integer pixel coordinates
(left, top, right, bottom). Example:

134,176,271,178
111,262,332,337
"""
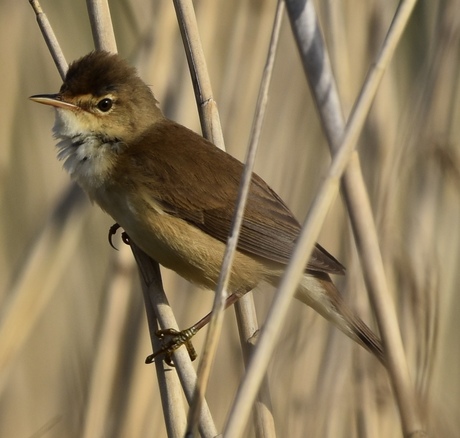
30,50,384,364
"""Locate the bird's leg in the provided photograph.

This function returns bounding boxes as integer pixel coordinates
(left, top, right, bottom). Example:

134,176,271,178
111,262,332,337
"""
108,223,130,249
146,290,245,366
107,224,249,365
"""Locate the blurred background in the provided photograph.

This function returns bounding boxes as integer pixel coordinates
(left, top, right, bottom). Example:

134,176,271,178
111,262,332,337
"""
1,0,459,437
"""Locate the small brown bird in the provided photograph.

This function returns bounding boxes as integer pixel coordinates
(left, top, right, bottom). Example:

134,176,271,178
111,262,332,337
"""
30,51,383,363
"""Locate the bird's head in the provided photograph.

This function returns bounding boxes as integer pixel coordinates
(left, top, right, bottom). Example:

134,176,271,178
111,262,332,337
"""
30,51,163,186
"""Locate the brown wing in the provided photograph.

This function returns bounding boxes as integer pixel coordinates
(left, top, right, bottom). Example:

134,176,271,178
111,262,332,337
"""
125,119,345,275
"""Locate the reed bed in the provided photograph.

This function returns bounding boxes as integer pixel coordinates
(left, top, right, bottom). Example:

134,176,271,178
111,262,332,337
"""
0,0,459,437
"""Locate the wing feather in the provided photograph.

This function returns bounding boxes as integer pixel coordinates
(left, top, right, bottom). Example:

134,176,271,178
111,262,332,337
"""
123,120,345,275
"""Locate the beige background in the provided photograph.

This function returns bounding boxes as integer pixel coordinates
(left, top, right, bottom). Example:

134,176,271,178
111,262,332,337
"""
1,1,459,437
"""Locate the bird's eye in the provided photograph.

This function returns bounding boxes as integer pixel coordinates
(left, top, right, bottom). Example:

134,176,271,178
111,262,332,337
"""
97,98,113,112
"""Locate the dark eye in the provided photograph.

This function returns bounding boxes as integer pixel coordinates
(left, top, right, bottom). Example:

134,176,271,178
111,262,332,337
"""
97,98,113,112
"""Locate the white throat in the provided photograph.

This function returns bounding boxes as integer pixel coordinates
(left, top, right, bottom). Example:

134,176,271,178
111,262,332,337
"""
52,108,126,191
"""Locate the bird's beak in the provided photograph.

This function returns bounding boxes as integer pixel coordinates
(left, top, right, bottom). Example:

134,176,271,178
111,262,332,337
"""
29,93,79,111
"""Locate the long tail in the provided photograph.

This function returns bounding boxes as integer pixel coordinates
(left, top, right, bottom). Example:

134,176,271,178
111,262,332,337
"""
295,272,385,365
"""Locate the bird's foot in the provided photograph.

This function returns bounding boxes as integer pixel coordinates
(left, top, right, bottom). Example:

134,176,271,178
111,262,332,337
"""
146,327,198,367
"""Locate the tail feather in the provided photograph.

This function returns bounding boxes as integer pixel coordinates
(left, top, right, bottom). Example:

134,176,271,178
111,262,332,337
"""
296,273,385,365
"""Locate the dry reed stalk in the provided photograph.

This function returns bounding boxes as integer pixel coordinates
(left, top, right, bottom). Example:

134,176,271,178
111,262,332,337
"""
172,0,225,149
0,185,87,392
131,243,217,437
86,1,217,435
170,2,235,434
287,0,426,436
225,0,425,436
86,0,118,54
88,1,193,434
14,0,458,436
81,245,137,438
29,0,68,78
178,1,283,436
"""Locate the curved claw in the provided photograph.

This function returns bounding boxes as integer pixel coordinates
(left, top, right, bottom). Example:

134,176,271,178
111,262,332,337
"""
108,223,121,250
145,327,198,366
121,231,130,245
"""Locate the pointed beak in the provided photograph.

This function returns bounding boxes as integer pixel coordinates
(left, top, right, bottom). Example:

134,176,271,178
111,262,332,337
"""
29,93,79,111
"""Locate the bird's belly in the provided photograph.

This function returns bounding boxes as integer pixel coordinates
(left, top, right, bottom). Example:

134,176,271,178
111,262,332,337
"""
129,213,267,292
99,193,267,292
